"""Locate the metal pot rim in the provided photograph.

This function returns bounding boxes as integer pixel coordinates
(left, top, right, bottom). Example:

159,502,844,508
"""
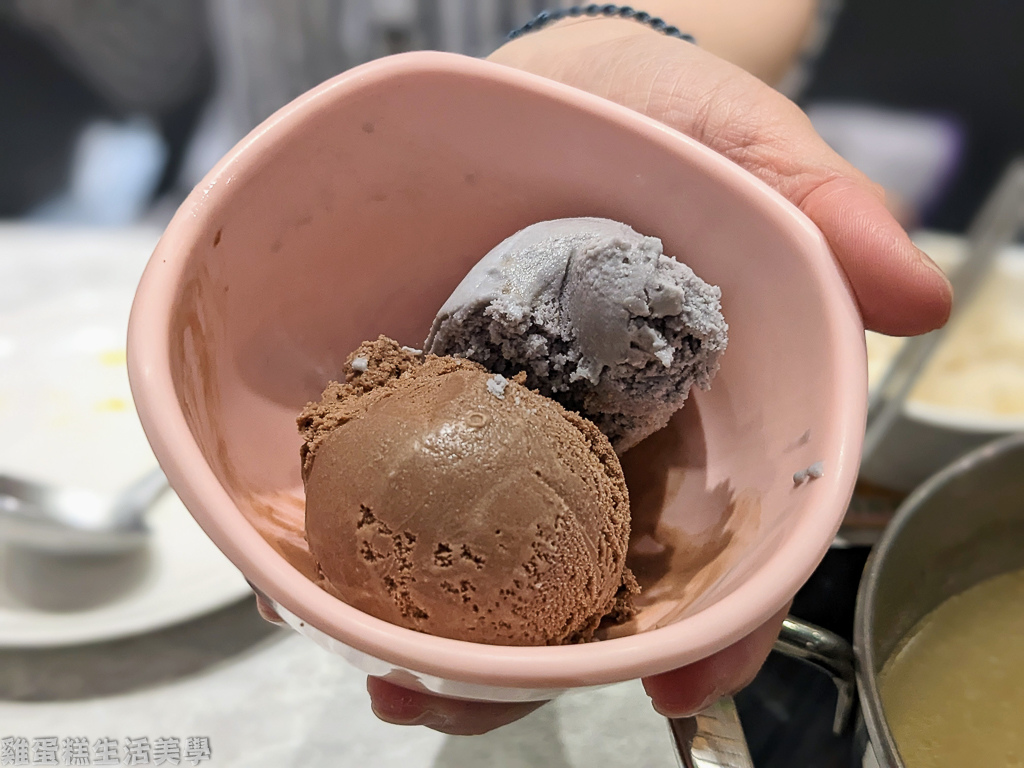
853,431,1024,768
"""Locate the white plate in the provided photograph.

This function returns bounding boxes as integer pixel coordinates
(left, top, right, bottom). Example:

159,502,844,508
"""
0,224,250,646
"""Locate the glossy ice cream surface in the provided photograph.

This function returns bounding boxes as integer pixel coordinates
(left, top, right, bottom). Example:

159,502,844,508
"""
299,338,637,645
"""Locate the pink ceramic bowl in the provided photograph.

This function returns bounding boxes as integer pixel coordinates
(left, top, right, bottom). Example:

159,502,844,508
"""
128,51,866,701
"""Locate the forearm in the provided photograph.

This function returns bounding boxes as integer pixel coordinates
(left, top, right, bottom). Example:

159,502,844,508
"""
500,0,820,86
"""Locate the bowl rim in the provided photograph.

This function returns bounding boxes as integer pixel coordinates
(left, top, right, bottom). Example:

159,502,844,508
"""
854,431,1024,768
127,50,867,689
903,400,1024,433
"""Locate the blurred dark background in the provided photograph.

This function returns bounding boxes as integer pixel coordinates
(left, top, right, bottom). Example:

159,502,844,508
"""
802,0,1024,231
1,0,1022,229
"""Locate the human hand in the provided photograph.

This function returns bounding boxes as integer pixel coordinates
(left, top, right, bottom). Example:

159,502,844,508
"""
489,17,953,337
262,18,953,737
254,581,788,735
363,20,952,735
365,603,791,735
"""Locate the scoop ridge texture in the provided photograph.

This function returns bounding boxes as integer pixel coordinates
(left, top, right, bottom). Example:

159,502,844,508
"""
424,218,727,452
299,337,637,646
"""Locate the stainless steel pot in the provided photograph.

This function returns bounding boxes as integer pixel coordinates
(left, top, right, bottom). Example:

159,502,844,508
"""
674,432,1024,768
854,432,1024,767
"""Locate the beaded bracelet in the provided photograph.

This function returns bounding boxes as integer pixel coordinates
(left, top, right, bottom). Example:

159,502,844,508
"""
507,5,696,43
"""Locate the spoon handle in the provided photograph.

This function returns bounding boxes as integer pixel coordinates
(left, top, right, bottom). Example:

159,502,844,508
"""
668,697,753,768
109,466,169,527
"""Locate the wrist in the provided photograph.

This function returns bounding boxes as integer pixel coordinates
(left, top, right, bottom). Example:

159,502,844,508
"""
492,1,819,87
508,7,695,44
489,15,666,69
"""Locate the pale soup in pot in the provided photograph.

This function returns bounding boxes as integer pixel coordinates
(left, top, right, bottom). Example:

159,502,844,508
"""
879,567,1024,768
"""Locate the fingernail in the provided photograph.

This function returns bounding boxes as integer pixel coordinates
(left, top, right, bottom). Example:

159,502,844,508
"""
370,701,450,730
253,595,285,625
917,246,953,288
651,691,720,719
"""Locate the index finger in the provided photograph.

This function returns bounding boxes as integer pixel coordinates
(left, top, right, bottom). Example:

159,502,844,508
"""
642,602,791,717
366,677,546,735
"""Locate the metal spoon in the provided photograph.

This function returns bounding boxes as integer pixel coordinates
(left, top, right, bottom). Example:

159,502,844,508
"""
0,467,167,554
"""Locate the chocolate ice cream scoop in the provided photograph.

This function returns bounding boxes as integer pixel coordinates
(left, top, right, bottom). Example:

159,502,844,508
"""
299,337,637,646
424,218,728,453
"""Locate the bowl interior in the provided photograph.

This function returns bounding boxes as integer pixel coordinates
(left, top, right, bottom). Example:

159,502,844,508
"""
136,52,864,679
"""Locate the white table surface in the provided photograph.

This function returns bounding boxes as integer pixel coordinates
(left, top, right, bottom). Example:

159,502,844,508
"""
0,224,251,646
0,598,678,767
0,224,678,767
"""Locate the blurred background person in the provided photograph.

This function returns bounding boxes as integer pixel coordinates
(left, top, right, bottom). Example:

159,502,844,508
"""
1,0,1021,232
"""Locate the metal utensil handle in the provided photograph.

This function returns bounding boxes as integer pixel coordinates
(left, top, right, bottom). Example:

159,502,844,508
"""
669,696,755,768
774,616,857,735
668,616,858,767
862,157,1024,464
109,466,169,526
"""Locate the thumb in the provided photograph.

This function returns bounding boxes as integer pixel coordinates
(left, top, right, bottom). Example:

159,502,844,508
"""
799,176,952,335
